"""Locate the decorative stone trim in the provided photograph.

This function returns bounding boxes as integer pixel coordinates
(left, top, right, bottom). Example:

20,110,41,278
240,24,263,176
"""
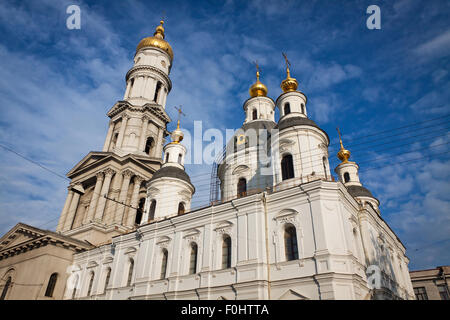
125,65,172,92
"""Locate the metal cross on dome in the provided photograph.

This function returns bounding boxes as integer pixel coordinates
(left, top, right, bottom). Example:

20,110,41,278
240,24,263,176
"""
253,60,261,79
282,52,291,69
174,105,185,121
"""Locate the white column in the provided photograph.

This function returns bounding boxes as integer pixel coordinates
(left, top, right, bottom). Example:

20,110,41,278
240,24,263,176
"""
94,169,115,221
102,121,115,152
154,127,164,158
138,76,145,97
142,77,150,99
56,188,74,232
114,170,133,224
83,172,104,224
116,114,129,149
138,116,150,153
127,176,144,227
63,187,81,231
161,88,168,108
124,81,131,99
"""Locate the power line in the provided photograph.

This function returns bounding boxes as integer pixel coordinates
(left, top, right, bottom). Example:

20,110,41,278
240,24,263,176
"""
0,143,69,181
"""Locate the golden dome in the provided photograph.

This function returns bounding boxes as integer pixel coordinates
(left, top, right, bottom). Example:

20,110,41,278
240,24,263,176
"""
249,69,268,98
281,67,298,92
170,120,184,144
136,20,174,61
337,128,351,163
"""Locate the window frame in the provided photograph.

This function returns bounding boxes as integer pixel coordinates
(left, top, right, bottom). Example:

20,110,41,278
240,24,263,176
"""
284,225,299,261
44,273,58,298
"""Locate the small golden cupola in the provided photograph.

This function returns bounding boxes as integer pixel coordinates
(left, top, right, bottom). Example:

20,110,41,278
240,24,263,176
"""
136,20,174,61
249,62,268,98
337,128,351,163
170,120,184,144
281,52,298,92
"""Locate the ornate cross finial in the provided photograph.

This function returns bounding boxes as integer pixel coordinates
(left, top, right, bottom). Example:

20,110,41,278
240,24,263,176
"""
253,60,260,80
174,105,185,120
336,127,343,147
282,52,291,69
174,105,185,129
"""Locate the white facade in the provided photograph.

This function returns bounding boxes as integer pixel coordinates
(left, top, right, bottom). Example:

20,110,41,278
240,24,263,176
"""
67,180,415,300
59,22,415,300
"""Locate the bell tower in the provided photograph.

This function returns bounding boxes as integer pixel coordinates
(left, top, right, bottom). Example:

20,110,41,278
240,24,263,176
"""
55,21,175,246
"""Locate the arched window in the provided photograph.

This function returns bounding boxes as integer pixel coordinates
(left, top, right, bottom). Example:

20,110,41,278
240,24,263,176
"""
160,249,168,279
178,153,183,164
344,172,350,183
135,198,145,225
284,103,291,115
189,243,198,275
127,259,134,287
154,81,162,102
144,137,154,155
222,236,232,269
103,268,111,293
44,273,58,297
233,136,238,153
322,156,328,180
71,275,79,299
237,178,247,198
0,276,11,300
301,103,305,114
284,225,299,261
87,272,95,296
149,200,156,222
178,202,185,215
252,109,257,120
165,152,170,163
281,154,294,180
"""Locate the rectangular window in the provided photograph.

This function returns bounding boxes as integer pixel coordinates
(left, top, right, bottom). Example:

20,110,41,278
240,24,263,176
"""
414,287,428,300
438,285,449,300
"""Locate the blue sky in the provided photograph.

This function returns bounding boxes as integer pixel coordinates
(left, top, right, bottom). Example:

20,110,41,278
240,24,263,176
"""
0,0,449,270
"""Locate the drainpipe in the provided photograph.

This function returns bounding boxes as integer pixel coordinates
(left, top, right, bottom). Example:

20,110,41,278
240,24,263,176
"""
262,192,271,300
298,184,322,300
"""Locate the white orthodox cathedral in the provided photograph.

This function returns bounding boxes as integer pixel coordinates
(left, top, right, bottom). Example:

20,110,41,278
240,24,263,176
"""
0,21,416,300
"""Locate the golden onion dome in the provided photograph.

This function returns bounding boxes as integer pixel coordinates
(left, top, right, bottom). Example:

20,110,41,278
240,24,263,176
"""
170,120,184,144
249,70,268,98
337,128,351,163
136,20,174,61
281,67,298,92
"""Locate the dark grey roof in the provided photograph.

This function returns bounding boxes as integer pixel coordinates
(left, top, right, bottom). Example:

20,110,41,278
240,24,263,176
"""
222,120,277,155
241,120,277,132
275,116,329,142
346,185,375,199
149,166,192,185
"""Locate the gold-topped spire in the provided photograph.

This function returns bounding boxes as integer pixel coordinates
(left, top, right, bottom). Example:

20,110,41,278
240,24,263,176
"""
249,61,268,98
337,128,351,163
136,20,174,61
154,20,165,39
171,105,185,143
281,52,298,92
